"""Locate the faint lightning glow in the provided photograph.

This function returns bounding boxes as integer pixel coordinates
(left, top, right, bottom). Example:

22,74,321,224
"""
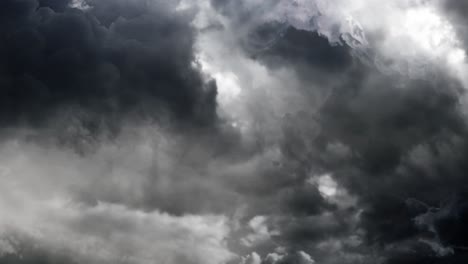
308,173,338,198
212,72,242,102
448,49,466,66
263,0,467,81
197,55,242,112
70,0,91,10
317,174,338,197
381,4,467,78
401,6,463,58
404,8,453,52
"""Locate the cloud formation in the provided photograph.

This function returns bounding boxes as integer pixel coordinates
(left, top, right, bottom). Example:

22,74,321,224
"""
1,0,468,264
0,0,217,130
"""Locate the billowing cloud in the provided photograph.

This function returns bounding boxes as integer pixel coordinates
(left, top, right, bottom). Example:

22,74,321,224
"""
1,0,468,263
0,0,217,130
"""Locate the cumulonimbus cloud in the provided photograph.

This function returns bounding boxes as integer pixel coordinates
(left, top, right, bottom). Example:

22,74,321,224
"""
1,0,468,263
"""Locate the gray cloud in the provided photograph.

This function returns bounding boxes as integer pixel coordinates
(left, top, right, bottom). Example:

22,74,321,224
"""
0,0,217,131
1,0,468,264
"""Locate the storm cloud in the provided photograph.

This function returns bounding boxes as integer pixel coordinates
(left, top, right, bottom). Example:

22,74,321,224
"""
1,0,468,264
0,0,217,130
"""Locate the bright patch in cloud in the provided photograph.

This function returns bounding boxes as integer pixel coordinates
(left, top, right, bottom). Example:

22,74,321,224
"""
308,173,338,198
317,174,338,197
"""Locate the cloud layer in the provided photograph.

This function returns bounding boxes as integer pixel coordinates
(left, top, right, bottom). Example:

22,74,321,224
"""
1,0,468,263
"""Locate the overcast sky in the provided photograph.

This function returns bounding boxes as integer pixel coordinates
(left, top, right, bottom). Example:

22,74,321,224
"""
1,0,468,263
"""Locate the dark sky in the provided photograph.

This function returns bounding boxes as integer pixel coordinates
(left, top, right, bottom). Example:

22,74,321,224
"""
0,0,468,264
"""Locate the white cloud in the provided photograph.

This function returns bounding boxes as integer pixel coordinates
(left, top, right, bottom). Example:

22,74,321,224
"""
297,251,315,264
241,216,278,247
239,252,262,264
217,0,467,84
316,174,338,197
308,173,358,209
2,200,234,264
263,251,315,264
70,0,91,10
0,127,236,264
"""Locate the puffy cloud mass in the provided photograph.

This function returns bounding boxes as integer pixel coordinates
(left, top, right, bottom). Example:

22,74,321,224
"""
1,0,468,263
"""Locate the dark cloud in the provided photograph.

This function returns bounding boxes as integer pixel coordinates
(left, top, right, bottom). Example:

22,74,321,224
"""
197,2,468,262
38,0,72,11
246,26,352,73
207,2,468,261
2,1,468,264
228,33,468,260
307,64,468,262
0,0,217,130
